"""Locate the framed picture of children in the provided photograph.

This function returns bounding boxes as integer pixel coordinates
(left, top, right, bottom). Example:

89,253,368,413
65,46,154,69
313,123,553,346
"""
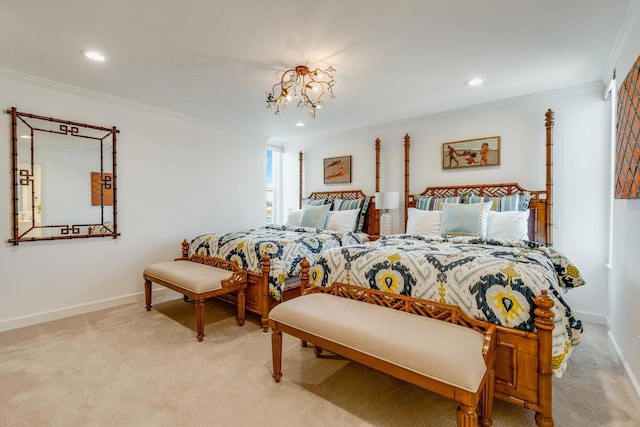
442,136,501,170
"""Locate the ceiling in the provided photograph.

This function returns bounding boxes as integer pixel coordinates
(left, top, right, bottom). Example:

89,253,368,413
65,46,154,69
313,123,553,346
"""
0,0,632,143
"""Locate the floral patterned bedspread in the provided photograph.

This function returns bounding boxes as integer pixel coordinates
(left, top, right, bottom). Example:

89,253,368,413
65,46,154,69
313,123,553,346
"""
189,224,361,300
309,234,585,377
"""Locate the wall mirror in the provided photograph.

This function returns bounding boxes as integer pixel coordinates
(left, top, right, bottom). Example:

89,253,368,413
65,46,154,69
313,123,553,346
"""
7,107,120,244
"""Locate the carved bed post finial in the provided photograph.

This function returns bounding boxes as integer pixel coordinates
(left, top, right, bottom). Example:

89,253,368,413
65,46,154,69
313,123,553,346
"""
299,151,303,209
300,257,309,295
181,239,190,259
404,134,411,227
545,109,554,246
533,290,555,427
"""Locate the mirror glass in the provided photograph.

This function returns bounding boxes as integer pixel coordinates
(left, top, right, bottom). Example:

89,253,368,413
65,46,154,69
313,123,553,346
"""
9,108,119,244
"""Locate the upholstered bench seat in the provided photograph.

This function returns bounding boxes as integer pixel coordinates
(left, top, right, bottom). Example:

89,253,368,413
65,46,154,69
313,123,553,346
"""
269,292,487,393
144,259,247,342
269,283,496,427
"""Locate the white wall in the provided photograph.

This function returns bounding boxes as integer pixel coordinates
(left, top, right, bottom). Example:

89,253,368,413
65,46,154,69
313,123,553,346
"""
0,71,267,330
284,84,610,324
609,0,640,396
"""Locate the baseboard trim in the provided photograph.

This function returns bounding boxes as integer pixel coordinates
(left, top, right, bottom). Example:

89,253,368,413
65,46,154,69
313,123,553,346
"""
573,309,607,326
0,288,175,333
608,329,640,400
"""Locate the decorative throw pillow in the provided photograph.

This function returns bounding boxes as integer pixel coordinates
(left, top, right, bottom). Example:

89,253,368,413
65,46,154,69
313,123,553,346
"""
406,208,442,235
325,209,360,233
416,195,461,211
486,210,530,240
298,204,331,228
440,201,491,237
285,209,303,226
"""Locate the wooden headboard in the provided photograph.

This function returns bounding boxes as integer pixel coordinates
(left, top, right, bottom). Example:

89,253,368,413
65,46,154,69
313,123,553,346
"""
298,139,382,238
404,109,555,245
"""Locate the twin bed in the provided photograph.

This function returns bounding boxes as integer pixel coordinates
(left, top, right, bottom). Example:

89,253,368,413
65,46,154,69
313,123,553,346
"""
181,109,582,426
186,145,382,330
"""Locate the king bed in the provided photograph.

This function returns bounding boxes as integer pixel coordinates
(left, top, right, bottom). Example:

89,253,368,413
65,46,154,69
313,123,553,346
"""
307,110,584,426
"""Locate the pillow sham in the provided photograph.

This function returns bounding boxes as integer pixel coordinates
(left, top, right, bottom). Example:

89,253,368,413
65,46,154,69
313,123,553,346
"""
406,208,442,236
285,209,302,226
486,210,530,240
440,201,491,237
325,209,360,233
466,192,531,211
355,196,372,233
298,204,331,228
332,197,364,211
302,197,331,206
416,195,461,211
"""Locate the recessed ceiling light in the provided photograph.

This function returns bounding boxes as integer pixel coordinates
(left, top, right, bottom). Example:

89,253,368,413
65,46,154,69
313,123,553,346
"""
19,135,31,139
465,78,484,87
82,50,107,62
295,122,305,127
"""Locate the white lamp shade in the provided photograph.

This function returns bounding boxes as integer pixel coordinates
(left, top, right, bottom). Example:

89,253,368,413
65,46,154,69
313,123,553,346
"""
374,192,400,210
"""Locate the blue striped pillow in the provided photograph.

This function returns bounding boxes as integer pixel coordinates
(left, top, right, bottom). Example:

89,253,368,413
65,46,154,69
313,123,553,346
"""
466,192,531,211
302,197,331,207
416,196,461,210
332,198,364,211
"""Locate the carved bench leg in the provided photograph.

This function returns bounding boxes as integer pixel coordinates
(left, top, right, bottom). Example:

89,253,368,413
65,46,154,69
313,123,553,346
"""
271,328,283,382
456,404,478,427
195,299,205,342
144,279,152,311
236,289,246,326
314,346,323,357
479,368,494,427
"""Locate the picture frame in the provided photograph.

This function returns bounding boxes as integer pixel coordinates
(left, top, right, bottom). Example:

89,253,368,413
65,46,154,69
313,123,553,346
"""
442,136,501,170
324,155,351,184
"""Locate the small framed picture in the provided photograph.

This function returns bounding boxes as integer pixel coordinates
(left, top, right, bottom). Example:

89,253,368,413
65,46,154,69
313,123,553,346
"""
323,155,351,184
442,136,501,170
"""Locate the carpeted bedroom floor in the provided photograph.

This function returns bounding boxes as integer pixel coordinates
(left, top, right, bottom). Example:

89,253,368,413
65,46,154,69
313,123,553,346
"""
1,294,639,426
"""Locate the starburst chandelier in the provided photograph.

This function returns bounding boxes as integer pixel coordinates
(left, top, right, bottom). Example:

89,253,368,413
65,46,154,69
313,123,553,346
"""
266,65,335,118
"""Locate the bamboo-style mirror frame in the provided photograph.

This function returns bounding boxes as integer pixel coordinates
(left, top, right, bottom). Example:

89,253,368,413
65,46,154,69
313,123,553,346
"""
7,107,120,245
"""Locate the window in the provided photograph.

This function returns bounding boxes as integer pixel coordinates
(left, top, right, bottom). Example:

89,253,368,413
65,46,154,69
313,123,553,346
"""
266,145,283,224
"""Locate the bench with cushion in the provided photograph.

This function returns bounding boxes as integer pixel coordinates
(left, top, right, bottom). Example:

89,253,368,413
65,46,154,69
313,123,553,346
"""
144,256,247,342
269,277,497,426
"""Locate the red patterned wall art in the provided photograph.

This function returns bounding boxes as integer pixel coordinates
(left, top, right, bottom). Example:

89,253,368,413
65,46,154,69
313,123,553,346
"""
91,172,113,206
615,54,640,199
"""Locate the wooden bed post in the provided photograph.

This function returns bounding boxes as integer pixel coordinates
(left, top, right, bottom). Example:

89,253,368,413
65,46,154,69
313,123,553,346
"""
375,138,381,235
545,109,554,246
533,290,555,427
299,151,303,209
404,134,411,227
299,257,309,295
260,252,271,332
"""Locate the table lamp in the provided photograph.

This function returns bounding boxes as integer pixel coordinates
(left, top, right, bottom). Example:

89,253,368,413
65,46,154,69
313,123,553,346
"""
374,191,400,236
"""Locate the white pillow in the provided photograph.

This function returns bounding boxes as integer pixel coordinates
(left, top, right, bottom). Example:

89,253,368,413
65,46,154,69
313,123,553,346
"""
285,209,302,226
325,209,360,233
406,207,442,235
486,210,530,240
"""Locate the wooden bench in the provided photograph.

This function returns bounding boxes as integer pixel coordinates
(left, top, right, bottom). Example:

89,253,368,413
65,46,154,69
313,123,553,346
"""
269,274,497,426
143,256,247,342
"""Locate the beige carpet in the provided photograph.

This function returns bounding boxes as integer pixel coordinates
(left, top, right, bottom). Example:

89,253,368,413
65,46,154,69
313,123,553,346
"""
1,295,639,426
